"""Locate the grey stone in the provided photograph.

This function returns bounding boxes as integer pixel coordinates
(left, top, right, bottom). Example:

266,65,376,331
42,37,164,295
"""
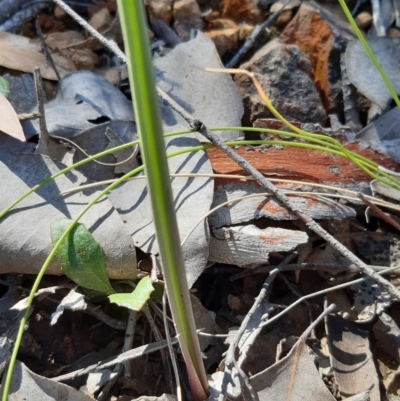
235,39,326,125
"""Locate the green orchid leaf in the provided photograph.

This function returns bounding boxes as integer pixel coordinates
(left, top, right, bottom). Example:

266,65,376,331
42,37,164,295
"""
108,276,154,311
51,219,115,295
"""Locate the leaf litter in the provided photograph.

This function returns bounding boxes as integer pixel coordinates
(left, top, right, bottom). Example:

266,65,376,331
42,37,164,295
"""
1,0,400,400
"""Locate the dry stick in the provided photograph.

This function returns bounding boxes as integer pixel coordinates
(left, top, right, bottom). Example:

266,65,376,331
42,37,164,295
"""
35,16,62,82
230,262,400,281
142,303,175,397
260,265,400,331
357,192,400,232
52,337,180,382
96,310,137,401
279,273,316,339
33,67,52,154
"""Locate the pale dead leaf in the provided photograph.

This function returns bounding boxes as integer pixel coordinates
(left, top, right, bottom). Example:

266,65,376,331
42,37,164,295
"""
249,340,336,400
50,289,87,325
0,31,75,80
5,361,95,401
0,92,25,141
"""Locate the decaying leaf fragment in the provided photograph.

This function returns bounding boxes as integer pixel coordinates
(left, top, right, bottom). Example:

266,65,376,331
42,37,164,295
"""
249,337,336,400
7,361,94,401
0,92,25,142
326,315,380,400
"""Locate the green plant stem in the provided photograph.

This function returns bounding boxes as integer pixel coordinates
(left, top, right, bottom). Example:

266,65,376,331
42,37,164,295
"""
338,0,400,109
117,1,208,398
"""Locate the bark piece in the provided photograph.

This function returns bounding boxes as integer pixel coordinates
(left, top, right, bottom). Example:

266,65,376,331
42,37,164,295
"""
221,0,263,23
208,225,308,267
209,181,356,227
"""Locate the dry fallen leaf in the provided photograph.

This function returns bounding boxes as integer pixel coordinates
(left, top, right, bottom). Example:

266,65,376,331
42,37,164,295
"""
0,92,25,142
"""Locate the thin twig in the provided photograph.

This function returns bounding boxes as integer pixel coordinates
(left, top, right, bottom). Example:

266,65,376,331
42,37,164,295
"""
260,266,400,331
279,273,316,339
50,129,139,167
358,192,400,232
52,0,125,61
230,263,400,281
33,67,51,153
35,16,62,82
142,303,174,396
51,337,180,382
122,310,137,377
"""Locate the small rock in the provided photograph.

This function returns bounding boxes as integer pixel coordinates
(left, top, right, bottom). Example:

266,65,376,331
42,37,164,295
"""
87,0,117,18
45,31,86,50
280,1,355,115
388,27,400,37
71,48,98,71
239,22,255,41
235,39,326,125
145,0,172,25
205,28,238,56
204,10,221,22
53,5,65,19
173,0,203,41
275,9,293,28
270,0,300,12
355,11,372,30
221,0,263,23
208,18,238,31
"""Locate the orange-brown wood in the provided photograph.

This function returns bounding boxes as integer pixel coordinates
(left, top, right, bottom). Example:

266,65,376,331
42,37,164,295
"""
207,144,400,186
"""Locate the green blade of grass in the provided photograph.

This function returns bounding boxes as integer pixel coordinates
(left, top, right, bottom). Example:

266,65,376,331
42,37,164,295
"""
338,0,400,109
116,1,208,399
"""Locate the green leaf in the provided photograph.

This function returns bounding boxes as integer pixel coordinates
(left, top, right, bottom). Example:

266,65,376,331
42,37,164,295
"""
108,276,154,311
51,219,115,295
0,76,9,98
